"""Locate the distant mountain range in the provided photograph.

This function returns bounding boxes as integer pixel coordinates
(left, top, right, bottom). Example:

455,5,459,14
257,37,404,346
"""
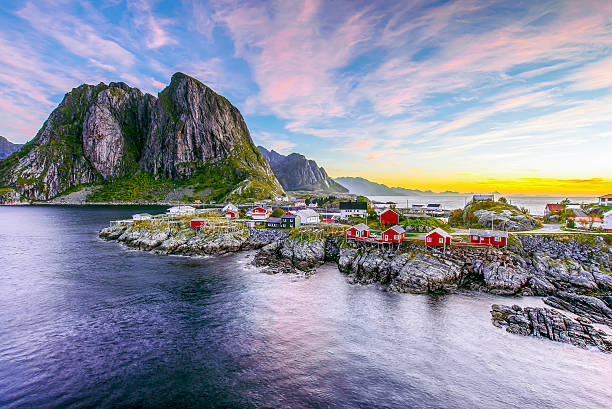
0,136,22,160
258,146,348,193
333,177,458,197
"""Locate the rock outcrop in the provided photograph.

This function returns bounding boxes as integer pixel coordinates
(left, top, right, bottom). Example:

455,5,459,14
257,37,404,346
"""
99,222,289,256
450,199,540,231
0,73,283,202
258,146,347,193
335,235,612,296
543,292,612,327
491,304,611,353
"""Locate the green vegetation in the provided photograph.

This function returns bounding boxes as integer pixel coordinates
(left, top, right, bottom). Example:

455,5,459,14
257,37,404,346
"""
87,172,175,202
449,198,539,229
270,208,287,218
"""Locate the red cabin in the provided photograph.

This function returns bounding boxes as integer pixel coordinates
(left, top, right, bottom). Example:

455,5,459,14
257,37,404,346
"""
469,229,508,246
382,225,405,243
346,223,370,239
380,209,400,225
225,211,239,218
190,218,208,228
425,228,452,247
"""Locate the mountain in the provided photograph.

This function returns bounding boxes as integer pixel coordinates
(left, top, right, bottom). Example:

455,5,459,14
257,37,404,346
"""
0,73,283,202
0,136,22,160
258,146,348,193
334,176,458,197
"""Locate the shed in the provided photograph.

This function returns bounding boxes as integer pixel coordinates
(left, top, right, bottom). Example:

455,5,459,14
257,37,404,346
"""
382,225,405,243
469,229,508,246
425,228,452,247
380,209,400,225
132,213,152,221
225,211,239,219
190,218,208,228
346,223,370,239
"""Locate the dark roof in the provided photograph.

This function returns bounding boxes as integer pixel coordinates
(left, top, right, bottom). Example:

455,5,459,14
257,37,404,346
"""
266,218,281,223
427,203,441,208
340,201,367,210
281,214,297,219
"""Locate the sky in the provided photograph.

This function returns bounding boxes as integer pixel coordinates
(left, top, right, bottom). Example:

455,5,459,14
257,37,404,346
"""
0,0,611,196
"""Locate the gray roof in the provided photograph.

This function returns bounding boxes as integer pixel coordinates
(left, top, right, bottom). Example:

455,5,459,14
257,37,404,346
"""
351,223,370,231
427,228,452,238
266,218,281,223
470,229,508,238
281,214,298,219
385,225,405,234
340,201,368,210
296,208,318,218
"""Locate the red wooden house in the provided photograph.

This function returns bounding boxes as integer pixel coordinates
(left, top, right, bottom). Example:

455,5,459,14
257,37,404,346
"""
225,211,239,218
382,225,405,243
425,228,452,247
346,223,370,239
380,208,400,225
190,218,209,228
469,229,508,246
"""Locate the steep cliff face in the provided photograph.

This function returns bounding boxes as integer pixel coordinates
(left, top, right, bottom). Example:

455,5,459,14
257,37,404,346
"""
0,136,22,160
0,73,283,202
258,146,347,192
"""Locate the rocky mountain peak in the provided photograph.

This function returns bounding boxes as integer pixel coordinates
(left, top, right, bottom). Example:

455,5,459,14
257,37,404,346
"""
0,74,283,202
257,146,347,193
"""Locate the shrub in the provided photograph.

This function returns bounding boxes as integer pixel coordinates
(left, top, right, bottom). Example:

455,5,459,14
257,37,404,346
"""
270,208,286,218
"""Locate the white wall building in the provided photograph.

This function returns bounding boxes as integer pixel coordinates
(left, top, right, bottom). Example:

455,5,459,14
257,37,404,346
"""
295,208,320,224
603,210,612,232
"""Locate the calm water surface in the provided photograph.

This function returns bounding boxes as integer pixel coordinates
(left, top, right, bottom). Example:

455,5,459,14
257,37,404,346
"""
0,206,610,408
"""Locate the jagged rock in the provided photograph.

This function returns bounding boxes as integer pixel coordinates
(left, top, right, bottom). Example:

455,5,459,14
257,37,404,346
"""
258,147,347,193
473,260,530,295
473,209,540,231
389,255,462,293
491,304,611,352
543,292,612,326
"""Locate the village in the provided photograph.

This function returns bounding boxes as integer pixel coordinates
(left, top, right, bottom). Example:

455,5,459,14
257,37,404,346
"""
109,193,612,256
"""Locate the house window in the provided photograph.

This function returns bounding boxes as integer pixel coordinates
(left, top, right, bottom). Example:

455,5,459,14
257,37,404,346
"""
395,235,399,240
439,238,443,244
427,237,431,243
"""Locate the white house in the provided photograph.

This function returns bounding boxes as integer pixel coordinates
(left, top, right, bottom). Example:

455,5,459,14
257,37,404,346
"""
602,210,612,232
223,203,239,213
599,194,612,206
132,213,152,220
295,208,320,224
339,201,368,218
167,205,195,214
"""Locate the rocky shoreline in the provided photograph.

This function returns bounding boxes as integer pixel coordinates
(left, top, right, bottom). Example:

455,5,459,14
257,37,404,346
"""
99,222,612,352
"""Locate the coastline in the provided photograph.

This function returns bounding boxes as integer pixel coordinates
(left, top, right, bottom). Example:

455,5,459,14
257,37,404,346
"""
98,219,612,352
